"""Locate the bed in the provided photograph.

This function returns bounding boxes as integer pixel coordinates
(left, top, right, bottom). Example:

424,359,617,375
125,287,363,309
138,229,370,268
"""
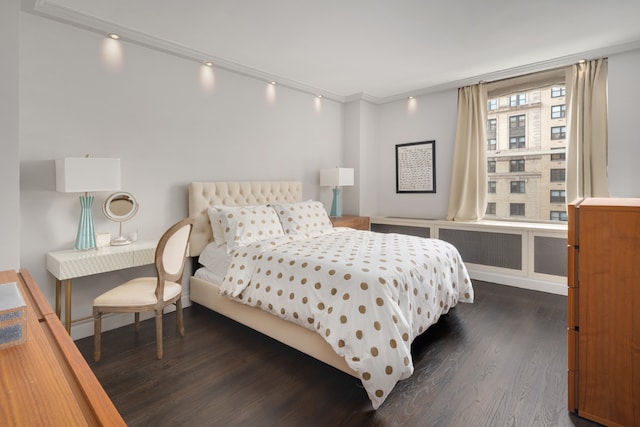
188,181,473,409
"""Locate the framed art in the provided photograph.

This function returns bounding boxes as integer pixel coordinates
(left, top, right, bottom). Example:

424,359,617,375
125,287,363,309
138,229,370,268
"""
395,140,436,193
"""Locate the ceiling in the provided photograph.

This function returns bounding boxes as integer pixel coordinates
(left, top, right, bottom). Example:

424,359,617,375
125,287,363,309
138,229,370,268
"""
25,0,640,103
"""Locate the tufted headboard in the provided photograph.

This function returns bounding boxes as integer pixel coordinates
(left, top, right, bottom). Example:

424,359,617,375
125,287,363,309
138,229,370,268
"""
188,181,302,257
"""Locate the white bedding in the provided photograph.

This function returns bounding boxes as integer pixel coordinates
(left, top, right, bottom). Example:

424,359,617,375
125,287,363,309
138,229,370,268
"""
216,228,473,409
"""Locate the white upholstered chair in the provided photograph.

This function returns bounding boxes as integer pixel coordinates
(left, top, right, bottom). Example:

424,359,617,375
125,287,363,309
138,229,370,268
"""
93,217,194,361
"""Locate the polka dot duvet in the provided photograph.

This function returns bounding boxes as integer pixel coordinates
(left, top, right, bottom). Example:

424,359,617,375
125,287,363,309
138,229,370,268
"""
220,228,473,409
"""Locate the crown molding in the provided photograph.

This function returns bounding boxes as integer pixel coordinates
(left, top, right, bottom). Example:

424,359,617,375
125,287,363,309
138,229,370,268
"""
27,0,347,103
24,1,640,106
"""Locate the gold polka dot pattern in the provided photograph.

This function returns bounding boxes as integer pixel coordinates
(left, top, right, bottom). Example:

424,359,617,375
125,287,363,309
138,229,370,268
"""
218,228,473,410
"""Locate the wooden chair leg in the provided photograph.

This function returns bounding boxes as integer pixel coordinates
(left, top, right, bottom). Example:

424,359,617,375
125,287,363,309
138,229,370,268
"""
134,312,140,332
94,310,102,362
155,310,163,359
176,299,184,336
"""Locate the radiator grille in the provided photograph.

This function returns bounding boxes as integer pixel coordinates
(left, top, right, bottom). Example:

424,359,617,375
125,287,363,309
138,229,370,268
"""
439,228,522,270
534,236,567,277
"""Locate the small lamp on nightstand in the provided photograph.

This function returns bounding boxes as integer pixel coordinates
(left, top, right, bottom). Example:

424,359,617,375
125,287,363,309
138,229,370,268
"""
320,167,354,217
55,156,121,250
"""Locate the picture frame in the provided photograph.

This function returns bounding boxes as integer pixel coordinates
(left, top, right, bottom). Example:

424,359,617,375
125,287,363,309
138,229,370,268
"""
395,140,436,193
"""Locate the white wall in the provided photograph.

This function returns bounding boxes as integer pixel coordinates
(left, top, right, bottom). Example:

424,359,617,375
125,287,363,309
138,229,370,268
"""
19,12,343,338
0,0,20,271
372,89,458,219
608,49,640,197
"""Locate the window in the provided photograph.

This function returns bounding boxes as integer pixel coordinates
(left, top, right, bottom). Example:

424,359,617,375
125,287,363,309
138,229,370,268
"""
488,99,498,110
488,160,496,173
550,190,566,203
550,211,568,221
510,203,525,216
510,181,525,193
484,75,567,222
486,202,496,215
509,136,526,149
510,115,526,129
551,126,566,140
510,94,526,107
550,168,565,182
551,105,565,119
510,159,525,172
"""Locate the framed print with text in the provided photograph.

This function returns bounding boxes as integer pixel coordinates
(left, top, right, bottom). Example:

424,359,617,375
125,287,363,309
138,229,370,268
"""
395,140,436,193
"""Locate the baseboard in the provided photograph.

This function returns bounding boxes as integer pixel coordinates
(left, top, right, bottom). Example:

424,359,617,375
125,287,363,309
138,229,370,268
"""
468,268,567,296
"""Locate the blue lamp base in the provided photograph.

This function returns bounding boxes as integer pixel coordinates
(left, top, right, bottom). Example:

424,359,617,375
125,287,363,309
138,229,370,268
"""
330,187,342,217
75,195,97,250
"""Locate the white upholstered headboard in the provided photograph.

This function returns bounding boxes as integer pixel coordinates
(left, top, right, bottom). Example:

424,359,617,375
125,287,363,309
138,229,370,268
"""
188,181,303,257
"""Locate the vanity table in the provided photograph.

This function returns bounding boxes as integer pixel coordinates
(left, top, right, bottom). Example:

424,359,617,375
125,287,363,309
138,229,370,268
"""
46,240,156,332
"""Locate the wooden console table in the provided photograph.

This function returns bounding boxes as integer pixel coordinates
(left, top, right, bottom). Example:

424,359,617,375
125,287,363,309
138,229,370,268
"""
0,269,125,426
46,240,156,332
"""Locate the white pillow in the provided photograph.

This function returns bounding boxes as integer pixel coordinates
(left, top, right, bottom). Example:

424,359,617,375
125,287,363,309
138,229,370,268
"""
216,205,284,250
271,201,333,237
198,241,231,277
207,207,227,247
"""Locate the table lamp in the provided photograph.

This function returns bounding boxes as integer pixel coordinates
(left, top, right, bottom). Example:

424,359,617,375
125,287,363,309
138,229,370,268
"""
320,167,354,217
55,157,121,250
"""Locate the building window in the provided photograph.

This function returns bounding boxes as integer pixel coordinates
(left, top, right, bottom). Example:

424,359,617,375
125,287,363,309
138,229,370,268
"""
510,203,525,216
488,181,497,193
488,139,497,151
509,136,526,149
510,115,526,129
510,181,525,193
551,105,566,119
550,168,566,182
551,152,566,161
486,202,496,215
551,87,566,97
488,160,496,173
550,211,568,221
488,118,497,131
550,190,566,203
551,126,566,140
510,94,526,107
488,99,498,110
510,159,525,172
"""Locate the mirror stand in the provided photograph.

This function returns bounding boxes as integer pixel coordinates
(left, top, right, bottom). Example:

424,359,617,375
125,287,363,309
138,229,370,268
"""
111,222,131,246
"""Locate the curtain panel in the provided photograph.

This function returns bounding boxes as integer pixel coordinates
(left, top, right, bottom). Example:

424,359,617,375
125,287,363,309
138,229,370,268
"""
565,58,609,202
446,84,488,221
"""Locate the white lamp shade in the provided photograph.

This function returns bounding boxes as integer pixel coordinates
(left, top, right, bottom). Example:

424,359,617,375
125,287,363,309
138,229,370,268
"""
55,157,121,193
320,167,354,187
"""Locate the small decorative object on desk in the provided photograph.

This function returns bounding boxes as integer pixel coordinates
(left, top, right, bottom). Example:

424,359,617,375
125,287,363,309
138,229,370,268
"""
0,282,27,349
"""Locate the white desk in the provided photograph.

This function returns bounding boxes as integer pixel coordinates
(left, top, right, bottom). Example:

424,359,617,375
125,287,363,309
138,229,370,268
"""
46,240,156,332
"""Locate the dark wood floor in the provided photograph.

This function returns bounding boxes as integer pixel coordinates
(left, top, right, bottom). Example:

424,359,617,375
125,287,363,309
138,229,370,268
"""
75,281,601,427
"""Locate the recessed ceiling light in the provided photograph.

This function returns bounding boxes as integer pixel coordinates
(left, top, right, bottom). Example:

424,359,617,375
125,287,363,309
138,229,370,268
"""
269,81,277,85
408,96,415,99
316,95,323,98
203,61,214,67
107,33,121,40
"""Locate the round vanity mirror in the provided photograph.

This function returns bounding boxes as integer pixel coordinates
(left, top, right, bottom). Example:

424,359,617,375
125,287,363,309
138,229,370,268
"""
103,192,138,245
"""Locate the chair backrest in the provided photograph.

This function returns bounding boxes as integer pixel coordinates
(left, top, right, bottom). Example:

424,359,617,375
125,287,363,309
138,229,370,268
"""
154,218,194,299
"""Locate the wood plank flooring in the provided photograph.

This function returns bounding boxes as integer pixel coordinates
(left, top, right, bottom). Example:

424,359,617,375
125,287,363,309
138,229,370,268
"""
74,281,601,427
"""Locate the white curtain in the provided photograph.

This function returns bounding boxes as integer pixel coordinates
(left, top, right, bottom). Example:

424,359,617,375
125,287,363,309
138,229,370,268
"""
447,84,488,221
565,58,609,202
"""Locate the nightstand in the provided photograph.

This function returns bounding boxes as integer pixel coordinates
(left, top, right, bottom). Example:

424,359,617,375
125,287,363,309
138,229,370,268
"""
330,215,370,230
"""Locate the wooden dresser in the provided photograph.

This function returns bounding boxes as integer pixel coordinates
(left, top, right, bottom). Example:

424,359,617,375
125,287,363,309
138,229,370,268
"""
0,269,125,426
567,198,640,427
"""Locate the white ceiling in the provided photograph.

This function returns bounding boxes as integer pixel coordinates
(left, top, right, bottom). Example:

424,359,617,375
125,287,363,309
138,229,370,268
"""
26,0,640,102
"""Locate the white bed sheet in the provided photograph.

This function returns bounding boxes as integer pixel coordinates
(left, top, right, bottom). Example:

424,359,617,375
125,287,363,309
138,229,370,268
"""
218,228,473,409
